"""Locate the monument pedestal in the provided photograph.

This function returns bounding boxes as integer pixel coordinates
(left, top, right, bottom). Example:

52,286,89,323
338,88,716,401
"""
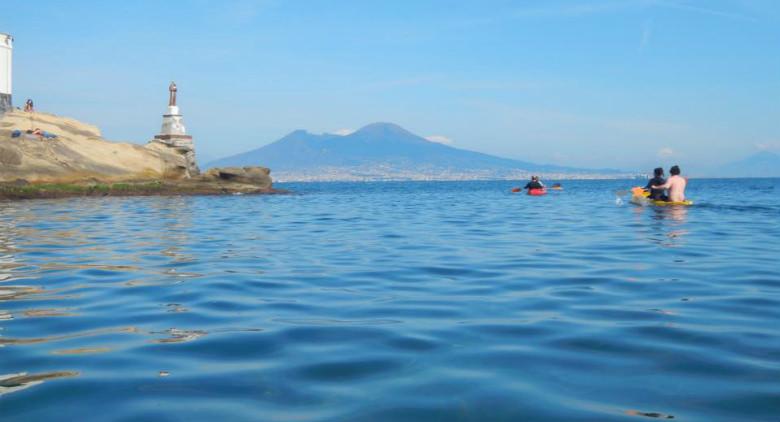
149,100,200,177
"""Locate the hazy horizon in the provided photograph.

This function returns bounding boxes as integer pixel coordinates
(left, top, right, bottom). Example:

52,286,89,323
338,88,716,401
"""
2,0,778,173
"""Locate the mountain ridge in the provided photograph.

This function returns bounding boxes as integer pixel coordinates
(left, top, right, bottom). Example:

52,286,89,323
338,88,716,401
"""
206,122,631,181
716,151,780,178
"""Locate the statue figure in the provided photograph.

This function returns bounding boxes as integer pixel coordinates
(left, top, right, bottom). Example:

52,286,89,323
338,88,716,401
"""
168,82,177,107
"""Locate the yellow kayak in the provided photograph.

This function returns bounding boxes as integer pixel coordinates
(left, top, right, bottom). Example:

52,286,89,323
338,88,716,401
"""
629,187,693,206
645,199,693,206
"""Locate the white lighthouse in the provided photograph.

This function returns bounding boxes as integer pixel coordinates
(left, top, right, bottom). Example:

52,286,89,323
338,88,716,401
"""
150,81,200,177
0,32,12,114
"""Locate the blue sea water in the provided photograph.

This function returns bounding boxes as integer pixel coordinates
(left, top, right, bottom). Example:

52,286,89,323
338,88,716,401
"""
0,179,779,421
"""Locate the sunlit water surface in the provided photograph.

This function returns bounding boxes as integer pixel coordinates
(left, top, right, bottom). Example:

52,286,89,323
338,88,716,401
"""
1,179,779,421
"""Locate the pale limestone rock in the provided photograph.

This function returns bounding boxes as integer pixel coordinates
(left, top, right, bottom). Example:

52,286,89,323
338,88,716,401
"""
0,110,195,182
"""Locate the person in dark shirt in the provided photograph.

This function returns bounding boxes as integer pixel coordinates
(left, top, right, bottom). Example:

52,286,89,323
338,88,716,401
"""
524,175,545,191
644,167,668,200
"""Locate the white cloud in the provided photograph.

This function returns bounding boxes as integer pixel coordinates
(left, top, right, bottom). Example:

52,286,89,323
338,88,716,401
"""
425,135,454,145
755,142,780,151
330,128,355,136
657,147,675,158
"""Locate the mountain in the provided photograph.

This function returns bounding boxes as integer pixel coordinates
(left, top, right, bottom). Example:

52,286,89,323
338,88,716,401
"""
719,151,780,178
206,122,629,181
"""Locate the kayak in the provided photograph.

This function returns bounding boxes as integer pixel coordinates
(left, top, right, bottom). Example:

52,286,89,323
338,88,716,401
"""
528,188,547,196
630,196,693,206
629,187,693,206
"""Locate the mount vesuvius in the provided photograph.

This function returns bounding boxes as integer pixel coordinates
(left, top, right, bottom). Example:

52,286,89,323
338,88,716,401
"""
206,123,628,181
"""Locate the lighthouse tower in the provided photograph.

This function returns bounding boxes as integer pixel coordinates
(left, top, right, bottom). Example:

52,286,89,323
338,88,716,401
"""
151,81,200,177
0,32,12,114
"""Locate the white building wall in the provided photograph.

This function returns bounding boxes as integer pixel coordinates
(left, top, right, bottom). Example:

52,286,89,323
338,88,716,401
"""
0,33,12,96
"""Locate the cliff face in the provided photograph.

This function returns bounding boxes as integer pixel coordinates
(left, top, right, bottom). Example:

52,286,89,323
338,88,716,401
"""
0,110,193,182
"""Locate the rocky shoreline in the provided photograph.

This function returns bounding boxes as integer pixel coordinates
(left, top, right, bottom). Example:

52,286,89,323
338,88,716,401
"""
0,166,287,200
0,181,286,200
1,110,283,199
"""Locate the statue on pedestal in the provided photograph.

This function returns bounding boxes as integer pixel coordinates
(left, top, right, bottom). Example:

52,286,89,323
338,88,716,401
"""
168,82,177,107
151,81,199,178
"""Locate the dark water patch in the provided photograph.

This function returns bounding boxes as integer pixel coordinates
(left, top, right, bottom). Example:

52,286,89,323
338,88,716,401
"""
294,357,403,382
280,326,391,344
273,318,400,326
384,335,440,352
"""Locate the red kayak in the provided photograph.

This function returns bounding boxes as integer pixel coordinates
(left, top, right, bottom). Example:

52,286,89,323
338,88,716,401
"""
527,188,547,196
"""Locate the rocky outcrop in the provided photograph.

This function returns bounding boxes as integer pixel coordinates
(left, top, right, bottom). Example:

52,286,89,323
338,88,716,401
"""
0,110,200,182
0,110,279,198
201,166,272,189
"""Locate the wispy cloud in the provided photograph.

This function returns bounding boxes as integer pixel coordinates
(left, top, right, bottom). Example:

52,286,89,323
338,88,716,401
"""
509,0,641,18
640,18,653,50
425,135,454,145
445,0,649,28
657,147,675,158
507,0,757,22
654,0,758,22
451,0,758,30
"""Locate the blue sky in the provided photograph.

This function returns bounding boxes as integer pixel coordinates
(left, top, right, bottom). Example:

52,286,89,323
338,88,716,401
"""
2,0,778,172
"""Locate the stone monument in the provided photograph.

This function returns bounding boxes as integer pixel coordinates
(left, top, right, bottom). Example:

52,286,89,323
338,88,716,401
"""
150,81,199,177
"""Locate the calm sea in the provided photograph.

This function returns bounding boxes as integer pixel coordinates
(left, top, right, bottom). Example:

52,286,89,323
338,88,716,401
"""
1,179,778,421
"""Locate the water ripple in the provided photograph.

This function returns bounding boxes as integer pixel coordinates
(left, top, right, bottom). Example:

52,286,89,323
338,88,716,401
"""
0,180,778,420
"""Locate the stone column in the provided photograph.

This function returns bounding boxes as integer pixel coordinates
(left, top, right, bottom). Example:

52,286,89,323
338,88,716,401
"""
0,33,13,114
149,82,200,178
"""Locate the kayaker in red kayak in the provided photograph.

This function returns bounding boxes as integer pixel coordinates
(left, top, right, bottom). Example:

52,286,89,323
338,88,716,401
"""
524,176,546,194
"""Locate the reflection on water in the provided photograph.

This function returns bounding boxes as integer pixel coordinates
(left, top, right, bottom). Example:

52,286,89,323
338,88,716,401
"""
0,326,140,346
0,180,779,421
651,204,689,222
625,409,675,419
151,328,208,344
0,285,45,301
52,347,111,355
22,308,76,318
0,371,80,397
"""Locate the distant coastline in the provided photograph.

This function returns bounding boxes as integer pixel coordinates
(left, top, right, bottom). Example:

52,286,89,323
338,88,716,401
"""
270,169,643,183
207,122,641,181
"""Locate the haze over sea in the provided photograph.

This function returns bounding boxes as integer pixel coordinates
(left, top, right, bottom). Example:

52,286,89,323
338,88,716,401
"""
1,179,779,421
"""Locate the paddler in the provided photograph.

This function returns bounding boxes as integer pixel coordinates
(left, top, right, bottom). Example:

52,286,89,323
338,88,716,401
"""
652,165,687,202
524,176,545,191
644,167,668,201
